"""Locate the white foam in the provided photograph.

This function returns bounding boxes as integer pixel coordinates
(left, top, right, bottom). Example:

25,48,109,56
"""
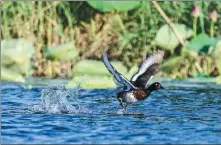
31,84,91,114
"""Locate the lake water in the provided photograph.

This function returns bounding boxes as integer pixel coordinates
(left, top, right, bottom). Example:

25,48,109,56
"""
1,79,221,144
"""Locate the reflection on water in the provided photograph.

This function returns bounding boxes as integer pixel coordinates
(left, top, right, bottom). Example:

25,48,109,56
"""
1,79,221,144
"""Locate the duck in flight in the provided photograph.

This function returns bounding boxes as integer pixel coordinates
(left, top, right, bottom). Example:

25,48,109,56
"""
102,49,165,111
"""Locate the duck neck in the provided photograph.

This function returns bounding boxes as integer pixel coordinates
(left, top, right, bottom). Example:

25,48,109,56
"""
144,86,155,95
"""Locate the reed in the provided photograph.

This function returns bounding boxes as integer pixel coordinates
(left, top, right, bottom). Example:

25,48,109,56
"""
1,1,220,79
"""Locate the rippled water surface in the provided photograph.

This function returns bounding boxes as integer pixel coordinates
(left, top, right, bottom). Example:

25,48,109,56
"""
2,79,221,144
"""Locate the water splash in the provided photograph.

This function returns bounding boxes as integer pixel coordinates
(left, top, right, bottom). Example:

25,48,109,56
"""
31,84,91,114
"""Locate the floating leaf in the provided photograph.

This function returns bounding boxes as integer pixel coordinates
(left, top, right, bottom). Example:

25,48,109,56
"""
154,23,193,52
44,41,79,61
66,75,117,89
186,33,220,55
216,76,221,85
72,59,127,77
87,1,140,12
1,67,25,83
197,72,210,77
1,39,35,76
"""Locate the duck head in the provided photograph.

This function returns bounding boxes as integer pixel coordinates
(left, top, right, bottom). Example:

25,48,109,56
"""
145,82,164,92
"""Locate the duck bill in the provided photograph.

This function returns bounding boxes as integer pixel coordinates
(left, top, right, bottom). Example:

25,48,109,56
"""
160,86,165,89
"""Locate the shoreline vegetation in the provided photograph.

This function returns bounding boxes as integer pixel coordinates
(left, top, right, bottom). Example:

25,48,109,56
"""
1,1,221,88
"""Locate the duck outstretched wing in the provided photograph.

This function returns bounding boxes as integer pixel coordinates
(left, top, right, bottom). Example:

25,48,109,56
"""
103,50,136,91
131,51,164,89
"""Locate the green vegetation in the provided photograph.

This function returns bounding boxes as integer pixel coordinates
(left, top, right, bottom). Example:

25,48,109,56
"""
154,23,193,52
1,1,221,88
44,41,78,61
72,60,128,77
87,1,140,12
1,39,35,77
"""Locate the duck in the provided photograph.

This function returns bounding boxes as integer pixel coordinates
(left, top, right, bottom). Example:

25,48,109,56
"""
102,49,165,111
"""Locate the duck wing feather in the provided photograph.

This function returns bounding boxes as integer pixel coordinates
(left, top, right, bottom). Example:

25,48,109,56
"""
131,51,164,89
103,50,136,91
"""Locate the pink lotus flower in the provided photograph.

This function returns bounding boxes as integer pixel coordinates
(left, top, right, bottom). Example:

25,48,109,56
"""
210,10,217,22
193,5,200,17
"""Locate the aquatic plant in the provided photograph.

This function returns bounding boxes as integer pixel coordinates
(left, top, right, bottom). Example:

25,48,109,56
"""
87,1,141,12
154,23,193,53
193,5,200,38
210,10,217,38
1,39,35,78
1,1,221,84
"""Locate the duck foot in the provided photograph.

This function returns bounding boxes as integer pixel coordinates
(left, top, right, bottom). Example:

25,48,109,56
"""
119,99,128,114
122,104,127,114
122,108,127,114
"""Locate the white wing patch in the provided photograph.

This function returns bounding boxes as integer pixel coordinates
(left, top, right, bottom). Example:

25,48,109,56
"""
145,75,153,88
131,51,164,82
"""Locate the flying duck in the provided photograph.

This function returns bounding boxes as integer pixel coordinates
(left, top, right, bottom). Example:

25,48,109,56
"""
102,49,165,111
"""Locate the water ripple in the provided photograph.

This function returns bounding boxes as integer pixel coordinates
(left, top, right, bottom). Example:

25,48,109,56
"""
1,81,221,144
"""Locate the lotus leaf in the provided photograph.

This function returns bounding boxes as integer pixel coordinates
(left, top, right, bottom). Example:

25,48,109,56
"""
44,41,79,61
66,75,117,89
154,23,193,52
72,59,127,77
1,67,25,83
186,33,221,55
87,1,140,12
1,39,35,76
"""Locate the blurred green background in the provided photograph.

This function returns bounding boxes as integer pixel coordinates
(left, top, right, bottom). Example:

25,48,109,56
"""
1,1,221,88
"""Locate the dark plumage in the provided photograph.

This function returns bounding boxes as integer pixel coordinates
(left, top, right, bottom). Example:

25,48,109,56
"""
102,49,164,110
